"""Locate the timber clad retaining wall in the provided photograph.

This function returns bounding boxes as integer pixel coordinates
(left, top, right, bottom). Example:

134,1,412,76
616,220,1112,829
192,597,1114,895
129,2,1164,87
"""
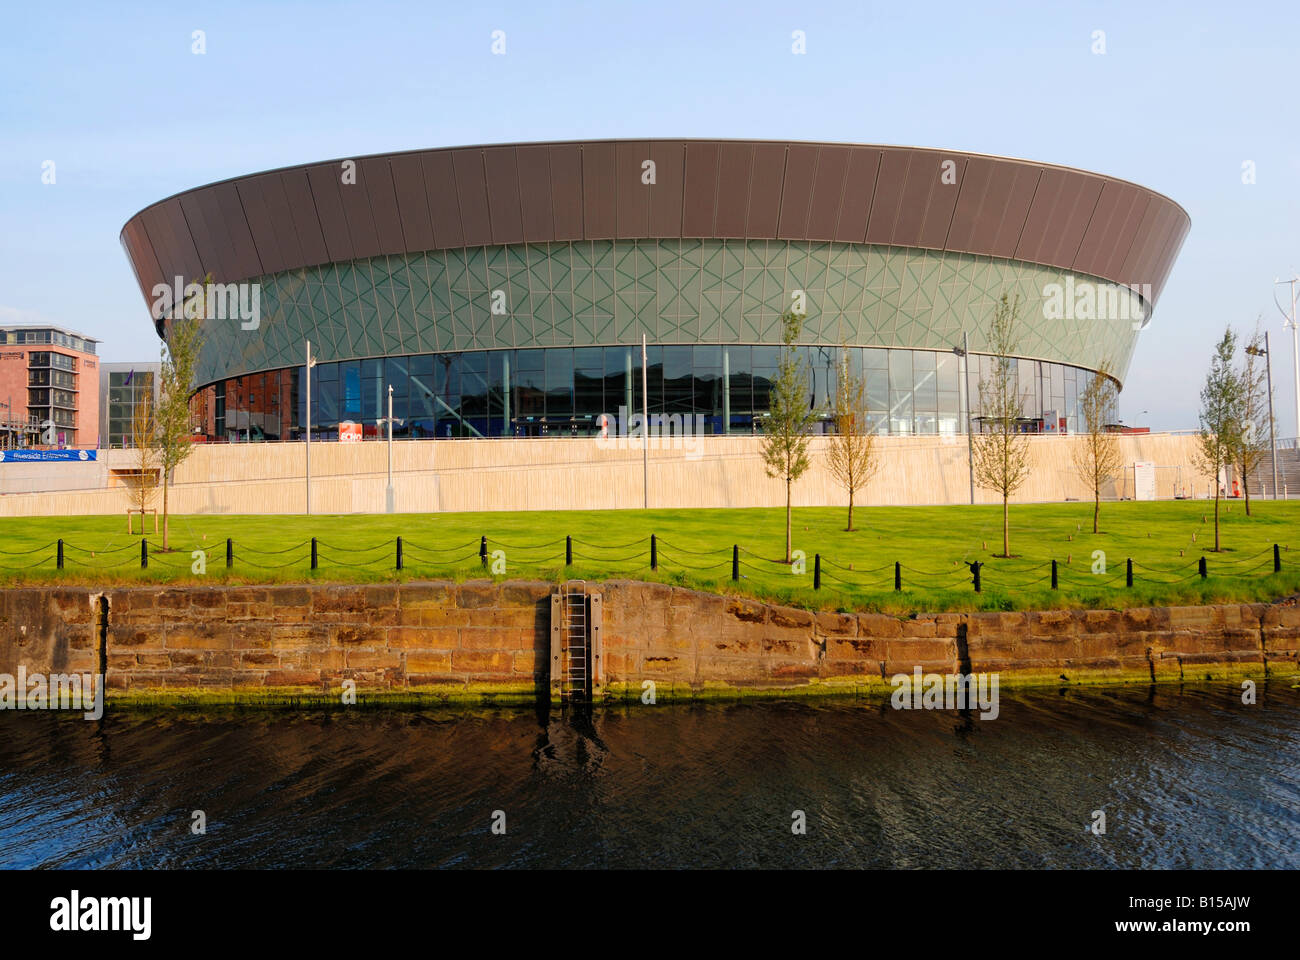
1,581,1297,701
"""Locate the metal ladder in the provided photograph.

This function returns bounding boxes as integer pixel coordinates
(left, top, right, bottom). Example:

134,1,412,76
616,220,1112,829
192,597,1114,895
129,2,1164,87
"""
563,581,589,701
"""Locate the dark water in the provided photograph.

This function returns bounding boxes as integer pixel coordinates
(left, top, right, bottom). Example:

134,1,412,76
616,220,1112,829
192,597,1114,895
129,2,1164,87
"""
1,684,1298,869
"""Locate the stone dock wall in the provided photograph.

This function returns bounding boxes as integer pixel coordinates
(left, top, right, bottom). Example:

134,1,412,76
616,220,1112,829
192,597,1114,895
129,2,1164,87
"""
1,580,1297,703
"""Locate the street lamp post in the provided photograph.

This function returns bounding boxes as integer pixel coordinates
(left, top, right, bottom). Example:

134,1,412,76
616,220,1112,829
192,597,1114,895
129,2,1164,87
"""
1275,276,1300,440
641,334,649,509
305,340,317,515
1245,335,1279,499
377,384,404,513
954,331,975,505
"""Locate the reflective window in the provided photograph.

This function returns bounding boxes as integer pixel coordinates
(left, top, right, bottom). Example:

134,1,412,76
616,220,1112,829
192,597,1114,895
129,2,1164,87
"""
726,345,751,425
574,348,603,417
888,350,914,435
461,352,489,425
545,348,573,417
603,346,632,418
362,374,383,425
642,346,662,415
408,356,438,437
514,349,545,423
662,345,693,415
196,346,1103,441
339,361,361,421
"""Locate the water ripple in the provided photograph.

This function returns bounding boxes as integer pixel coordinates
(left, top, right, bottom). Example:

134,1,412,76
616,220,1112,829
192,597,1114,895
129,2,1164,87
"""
1,684,1297,868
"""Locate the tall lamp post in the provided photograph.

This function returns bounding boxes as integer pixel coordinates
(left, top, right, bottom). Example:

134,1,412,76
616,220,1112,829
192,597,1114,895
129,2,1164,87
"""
1245,335,1279,499
377,384,404,513
1275,276,1300,440
305,340,317,515
953,331,975,505
641,334,649,509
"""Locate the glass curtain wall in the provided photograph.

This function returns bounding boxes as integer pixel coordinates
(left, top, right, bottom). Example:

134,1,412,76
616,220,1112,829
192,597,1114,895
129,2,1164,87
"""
203,346,1096,440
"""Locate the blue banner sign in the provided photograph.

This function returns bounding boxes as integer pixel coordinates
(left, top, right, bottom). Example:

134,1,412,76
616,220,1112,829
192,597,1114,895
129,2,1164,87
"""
0,449,97,463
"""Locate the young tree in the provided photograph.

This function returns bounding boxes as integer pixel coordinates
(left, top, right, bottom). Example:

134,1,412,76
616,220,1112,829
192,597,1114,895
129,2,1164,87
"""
156,279,207,550
826,349,879,531
1236,325,1270,516
761,307,819,562
1194,327,1244,551
128,385,159,533
1071,360,1122,534
972,293,1031,557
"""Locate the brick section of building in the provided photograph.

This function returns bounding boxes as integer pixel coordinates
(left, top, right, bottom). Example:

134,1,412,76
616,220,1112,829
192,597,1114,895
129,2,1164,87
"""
0,326,101,449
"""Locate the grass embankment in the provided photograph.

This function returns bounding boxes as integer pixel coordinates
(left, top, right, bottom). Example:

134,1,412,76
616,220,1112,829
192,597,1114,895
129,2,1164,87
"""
0,500,1296,615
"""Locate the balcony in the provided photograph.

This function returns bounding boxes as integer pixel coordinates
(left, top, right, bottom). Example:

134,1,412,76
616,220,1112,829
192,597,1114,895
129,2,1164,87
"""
28,352,77,372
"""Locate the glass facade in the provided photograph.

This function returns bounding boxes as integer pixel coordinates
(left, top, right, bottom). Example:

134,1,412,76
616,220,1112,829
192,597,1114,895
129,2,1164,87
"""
105,370,156,448
185,237,1136,442
192,240,1147,393
210,369,297,442
199,345,1098,441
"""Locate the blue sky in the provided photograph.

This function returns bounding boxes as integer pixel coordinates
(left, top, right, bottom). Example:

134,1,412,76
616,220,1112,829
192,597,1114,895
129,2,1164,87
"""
2,0,1299,432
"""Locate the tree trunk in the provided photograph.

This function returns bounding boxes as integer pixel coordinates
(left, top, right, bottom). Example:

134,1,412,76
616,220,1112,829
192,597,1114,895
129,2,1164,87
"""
162,473,170,551
847,488,855,532
1093,485,1100,534
1214,486,1221,552
1242,461,1252,516
1002,494,1010,557
785,477,793,563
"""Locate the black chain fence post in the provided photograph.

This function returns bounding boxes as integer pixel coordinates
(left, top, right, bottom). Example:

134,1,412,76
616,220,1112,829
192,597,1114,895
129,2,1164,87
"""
1126,558,1134,588
894,561,901,592
311,537,318,570
813,553,821,590
226,538,233,568
1199,556,1207,579
141,539,148,569
732,545,739,582
56,539,63,570
565,535,572,567
479,536,487,568
396,536,403,571
1051,559,1058,590
1275,543,1282,574
969,560,982,593
650,534,657,571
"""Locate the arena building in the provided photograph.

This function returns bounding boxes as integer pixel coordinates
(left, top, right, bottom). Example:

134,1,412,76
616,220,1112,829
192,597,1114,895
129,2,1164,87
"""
119,140,1188,443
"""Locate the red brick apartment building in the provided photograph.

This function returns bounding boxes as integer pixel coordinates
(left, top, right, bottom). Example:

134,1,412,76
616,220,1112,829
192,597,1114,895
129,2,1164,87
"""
0,326,100,449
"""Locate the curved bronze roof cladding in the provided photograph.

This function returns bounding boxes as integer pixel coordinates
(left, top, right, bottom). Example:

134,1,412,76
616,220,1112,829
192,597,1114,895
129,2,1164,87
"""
121,139,1189,335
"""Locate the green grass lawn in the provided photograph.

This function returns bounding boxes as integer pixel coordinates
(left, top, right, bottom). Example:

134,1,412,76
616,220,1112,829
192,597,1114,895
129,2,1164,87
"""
1,500,1296,614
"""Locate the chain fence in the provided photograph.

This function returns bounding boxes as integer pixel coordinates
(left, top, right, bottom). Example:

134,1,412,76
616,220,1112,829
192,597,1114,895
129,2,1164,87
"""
0,534,1289,601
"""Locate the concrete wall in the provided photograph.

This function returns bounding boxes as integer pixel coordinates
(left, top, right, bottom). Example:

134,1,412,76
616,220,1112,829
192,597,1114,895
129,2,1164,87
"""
2,581,1296,704
0,432,1213,516
0,450,122,495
